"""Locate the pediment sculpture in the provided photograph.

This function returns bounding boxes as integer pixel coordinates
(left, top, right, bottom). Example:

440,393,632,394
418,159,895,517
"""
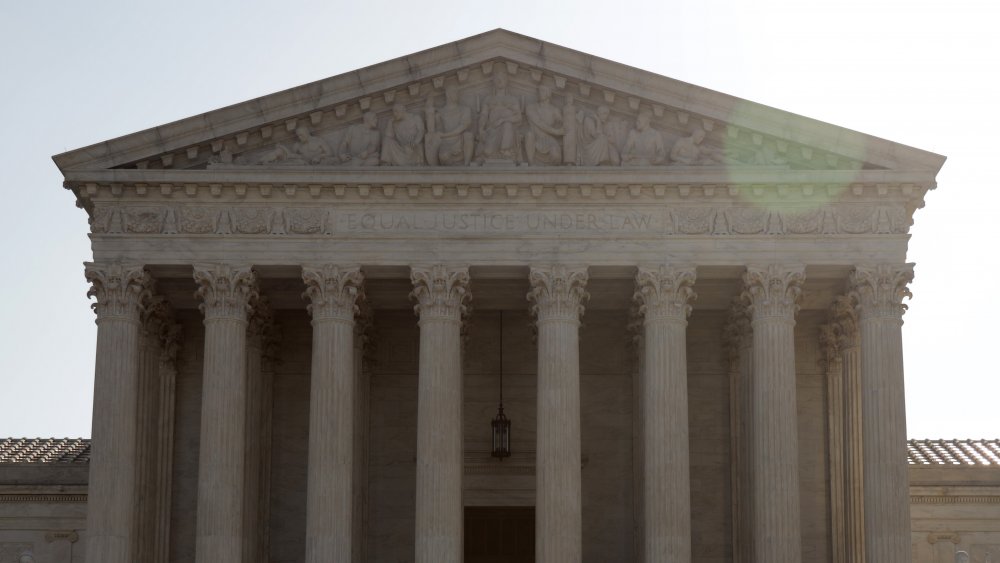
202,64,859,171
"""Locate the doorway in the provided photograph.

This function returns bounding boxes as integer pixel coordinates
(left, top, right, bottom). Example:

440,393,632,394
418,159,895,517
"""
464,506,535,563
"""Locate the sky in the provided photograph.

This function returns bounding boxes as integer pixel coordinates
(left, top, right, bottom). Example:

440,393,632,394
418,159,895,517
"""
0,0,996,439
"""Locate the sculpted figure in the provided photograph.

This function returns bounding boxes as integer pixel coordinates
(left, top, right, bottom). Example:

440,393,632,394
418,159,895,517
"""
621,110,666,166
381,103,425,166
579,105,621,166
670,127,726,165
338,111,381,166
424,85,474,166
525,85,564,165
562,94,579,165
476,69,522,163
955,552,970,563
19,554,35,563
256,125,334,165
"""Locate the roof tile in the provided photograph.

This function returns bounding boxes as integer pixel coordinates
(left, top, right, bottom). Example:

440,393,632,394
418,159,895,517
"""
0,438,91,464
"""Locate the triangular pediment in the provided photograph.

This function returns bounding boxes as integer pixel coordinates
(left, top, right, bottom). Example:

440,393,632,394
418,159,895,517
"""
52,29,944,174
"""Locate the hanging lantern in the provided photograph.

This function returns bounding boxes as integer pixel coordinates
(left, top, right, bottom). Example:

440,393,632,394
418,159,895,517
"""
491,405,511,460
491,311,512,460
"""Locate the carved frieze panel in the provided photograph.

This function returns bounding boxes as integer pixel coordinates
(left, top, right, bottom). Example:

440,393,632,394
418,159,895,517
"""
117,60,870,173
88,202,911,237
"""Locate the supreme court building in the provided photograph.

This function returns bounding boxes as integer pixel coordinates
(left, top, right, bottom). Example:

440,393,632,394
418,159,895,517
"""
51,30,946,563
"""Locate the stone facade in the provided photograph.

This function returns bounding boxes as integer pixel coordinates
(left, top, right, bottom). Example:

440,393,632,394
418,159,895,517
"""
39,29,953,563
2,439,998,562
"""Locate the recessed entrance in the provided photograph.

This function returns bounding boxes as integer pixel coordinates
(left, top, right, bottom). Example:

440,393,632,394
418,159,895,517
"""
464,506,535,563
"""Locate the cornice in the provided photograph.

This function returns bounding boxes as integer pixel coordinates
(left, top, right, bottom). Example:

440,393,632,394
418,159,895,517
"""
910,495,1000,505
62,166,939,188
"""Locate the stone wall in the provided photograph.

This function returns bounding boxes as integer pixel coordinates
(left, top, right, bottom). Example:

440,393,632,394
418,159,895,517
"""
0,465,87,562
14,306,979,563
910,466,1000,563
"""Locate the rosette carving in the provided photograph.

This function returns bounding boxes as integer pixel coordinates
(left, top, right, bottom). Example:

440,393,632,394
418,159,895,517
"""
741,264,806,321
409,265,471,320
301,265,365,322
193,264,258,321
633,265,697,322
848,263,914,320
527,265,589,323
84,262,152,321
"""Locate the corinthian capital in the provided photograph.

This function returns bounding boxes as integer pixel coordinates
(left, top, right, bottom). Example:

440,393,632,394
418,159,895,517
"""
634,265,697,322
848,263,914,321
302,265,365,322
829,295,859,349
193,264,258,321
84,262,152,322
528,265,589,323
741,264,806,321
410,265,471,321
723,296,752,370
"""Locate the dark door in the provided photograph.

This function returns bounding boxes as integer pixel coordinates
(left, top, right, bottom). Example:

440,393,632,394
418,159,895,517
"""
464,506,535,563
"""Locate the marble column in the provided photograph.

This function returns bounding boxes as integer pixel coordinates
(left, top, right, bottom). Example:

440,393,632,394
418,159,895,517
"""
724,298,753,563
634,265,697,563
742,264,805,563
829,295,865,563
302,265,365,563
353,302,374,563
849,264,914,563
244,298,276,563
410,265,470,563
528,265,589,563
83,262,152,563
193,264,258,563
136,297,175,563
628,308,645,563
820,319,847,563
154,321,182,563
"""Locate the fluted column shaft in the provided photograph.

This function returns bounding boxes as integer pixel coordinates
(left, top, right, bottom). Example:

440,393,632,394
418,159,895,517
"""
353,304,373,563
302,266,364,563
135,305,163,563
137,298,176,563
850,264,914,563
725,299,753,563
822,324,846,563
244,299,275,563
635,266,696,563
529,265,589,563
411,265,470,563
842,336,864,563
743,264,805,563
154,322,181,563
194,264,258,563
828,295,865,563
84,263,151,563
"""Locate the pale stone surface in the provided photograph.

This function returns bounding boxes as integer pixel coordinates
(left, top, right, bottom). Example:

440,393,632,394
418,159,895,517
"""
302,266,364,563
411,265,470,563
851,264,915,563
45,28,953,563
635,265,696,563
743,264,805,563
528,265,588,563
83,262,150,563
192,264,258,563
244,298,276,563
